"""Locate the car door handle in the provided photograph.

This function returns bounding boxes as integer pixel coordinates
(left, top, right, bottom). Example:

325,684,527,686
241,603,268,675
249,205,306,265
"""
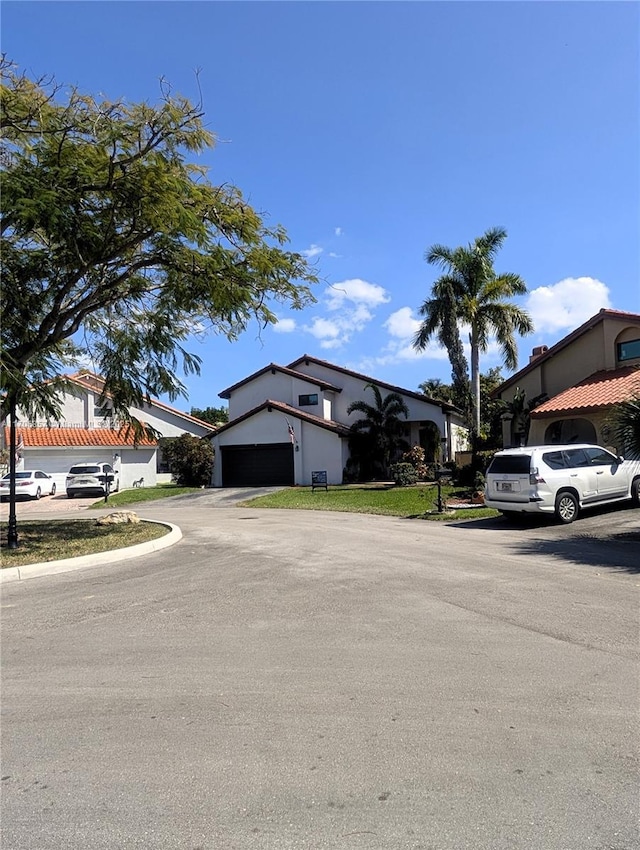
596,471,604,475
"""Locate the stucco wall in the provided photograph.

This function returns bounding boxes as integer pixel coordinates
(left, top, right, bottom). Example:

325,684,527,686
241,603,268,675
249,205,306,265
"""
293,361,448,431
118,448,157,489
297,422,344,485
226,372,332,421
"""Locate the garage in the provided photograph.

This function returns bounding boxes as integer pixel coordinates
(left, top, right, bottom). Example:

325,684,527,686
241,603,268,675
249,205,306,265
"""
221,443,294,487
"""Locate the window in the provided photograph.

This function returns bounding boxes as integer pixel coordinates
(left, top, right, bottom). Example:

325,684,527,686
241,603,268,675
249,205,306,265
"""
564,449,590,468
617,338,640,362
542,451,566,470
584,447,617,467
93,405,111,419
487,455,531,474
298,393,318,407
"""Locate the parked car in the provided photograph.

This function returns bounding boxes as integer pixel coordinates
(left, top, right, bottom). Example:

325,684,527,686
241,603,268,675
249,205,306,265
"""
484,444,640,524
0,470,57,501
66,462,120,498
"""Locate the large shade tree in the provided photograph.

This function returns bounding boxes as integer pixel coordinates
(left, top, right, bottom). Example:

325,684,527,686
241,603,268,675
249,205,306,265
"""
0,61,316,418
413,227,533,440
0,60,316,545
347,384,410,480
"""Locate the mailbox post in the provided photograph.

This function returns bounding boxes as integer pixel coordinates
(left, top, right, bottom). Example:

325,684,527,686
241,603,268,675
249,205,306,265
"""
435,467,452,513
99,473,115,504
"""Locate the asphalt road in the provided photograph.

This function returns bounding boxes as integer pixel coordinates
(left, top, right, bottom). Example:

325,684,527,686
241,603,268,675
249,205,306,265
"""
1,493,639,850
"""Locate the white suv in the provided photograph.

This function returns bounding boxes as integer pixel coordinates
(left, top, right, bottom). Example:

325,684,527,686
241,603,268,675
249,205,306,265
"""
484,444,640,523
66,462,120,499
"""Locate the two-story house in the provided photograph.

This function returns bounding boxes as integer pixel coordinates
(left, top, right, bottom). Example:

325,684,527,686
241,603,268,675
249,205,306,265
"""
494,309,640,448
3,371,214,490
210,355,468,487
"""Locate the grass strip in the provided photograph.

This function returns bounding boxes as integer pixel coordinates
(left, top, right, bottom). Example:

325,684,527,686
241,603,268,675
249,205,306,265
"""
89,484,201,509
1,520,168,567
239,484,498,520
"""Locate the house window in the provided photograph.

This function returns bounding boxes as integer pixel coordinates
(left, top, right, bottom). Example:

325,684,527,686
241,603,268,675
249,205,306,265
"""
157,439,172,473
617,338,640,362
298,393,318,407
93,405,111,419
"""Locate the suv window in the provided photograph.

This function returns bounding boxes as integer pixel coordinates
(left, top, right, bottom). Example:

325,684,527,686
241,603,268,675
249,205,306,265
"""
487,455,531,475
69,465,101,474
542,451,567,470
584,447,617,466
564,449,590,468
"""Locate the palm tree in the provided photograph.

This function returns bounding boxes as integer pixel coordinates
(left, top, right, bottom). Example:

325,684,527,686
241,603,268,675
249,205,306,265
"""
347,383,410,479
606,392,640,459
413,226,534,439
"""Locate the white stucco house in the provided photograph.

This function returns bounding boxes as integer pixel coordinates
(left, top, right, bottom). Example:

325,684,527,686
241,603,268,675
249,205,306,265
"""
210,355,468,487
2,371,214,490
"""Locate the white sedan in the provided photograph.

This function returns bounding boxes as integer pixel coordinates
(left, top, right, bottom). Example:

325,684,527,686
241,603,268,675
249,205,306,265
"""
0,470,57,500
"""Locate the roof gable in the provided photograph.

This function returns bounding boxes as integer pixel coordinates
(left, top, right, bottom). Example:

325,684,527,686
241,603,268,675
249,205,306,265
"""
68,372,214,431
219,363,342,400
213,399,351,438
496,309,640,396
286,354,458,411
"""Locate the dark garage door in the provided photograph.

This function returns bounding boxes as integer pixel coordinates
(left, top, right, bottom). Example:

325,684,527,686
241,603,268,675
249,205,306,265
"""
221,443,294,487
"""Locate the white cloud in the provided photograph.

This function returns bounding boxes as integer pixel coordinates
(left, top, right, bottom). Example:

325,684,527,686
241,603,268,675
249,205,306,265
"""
328,252,341,258
326,278,391,311
273,318,296,334
384,307,421,339
306,317,341,340
334,227,343,237
301,243,323,259
525,277,611,334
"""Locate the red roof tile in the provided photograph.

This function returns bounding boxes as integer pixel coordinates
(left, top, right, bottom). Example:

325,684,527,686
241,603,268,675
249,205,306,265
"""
530,366,640,418
5,426,157,448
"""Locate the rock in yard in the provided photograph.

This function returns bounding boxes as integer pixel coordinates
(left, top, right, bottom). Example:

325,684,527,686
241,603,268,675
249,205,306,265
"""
96,511,140,526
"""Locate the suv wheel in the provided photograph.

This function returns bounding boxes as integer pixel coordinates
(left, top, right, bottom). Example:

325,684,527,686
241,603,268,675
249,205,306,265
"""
632,477,640,507
555,491,579,524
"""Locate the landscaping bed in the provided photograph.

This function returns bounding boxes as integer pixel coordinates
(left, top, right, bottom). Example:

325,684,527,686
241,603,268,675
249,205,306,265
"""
1,519,168,567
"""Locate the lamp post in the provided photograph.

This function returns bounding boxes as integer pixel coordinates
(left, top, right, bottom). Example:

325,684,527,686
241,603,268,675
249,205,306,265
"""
7,397,19,548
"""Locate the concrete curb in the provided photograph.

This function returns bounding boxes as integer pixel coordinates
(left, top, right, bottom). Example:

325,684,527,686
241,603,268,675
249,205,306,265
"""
0,520,182,583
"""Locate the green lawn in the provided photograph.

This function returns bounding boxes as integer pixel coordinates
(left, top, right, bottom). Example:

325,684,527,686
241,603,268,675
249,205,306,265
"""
90,484,202,509
240,483,498,520
1,520,168,567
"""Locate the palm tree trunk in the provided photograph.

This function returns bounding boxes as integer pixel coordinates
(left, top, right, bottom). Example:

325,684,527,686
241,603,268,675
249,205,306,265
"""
470,331,481,438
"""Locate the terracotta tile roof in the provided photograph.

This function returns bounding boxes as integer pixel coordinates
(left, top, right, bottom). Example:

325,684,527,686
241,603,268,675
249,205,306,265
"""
530,366,640,418
496,309,640,396
5,425,157,448
213,399,351,438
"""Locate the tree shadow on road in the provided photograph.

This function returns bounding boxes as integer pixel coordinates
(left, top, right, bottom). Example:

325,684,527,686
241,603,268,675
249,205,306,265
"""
510,532,640,574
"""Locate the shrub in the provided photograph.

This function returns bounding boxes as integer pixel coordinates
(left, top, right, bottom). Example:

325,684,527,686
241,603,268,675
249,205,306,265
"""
164,434,214,486
401,445,428,479
390,462,418,486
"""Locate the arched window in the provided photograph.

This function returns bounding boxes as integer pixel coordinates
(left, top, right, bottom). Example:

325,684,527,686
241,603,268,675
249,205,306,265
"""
544,418,597,445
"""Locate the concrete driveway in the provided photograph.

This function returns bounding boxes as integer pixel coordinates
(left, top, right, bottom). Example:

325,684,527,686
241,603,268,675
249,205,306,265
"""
1,494,638,849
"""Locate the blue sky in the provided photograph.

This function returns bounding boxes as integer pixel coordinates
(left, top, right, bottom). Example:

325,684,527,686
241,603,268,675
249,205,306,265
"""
4,1,639,411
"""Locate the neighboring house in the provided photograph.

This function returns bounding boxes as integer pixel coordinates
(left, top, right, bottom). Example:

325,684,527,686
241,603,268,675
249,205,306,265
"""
494,309,640,449
210,355,468,487
2,371,214,490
